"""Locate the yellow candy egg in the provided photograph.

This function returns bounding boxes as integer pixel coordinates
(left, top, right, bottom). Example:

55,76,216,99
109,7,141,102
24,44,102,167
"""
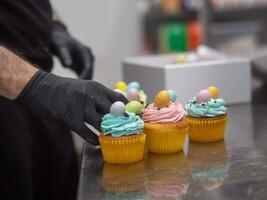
207,86,219,99
115,81,127,92
154,90,171,108
176,53,186,63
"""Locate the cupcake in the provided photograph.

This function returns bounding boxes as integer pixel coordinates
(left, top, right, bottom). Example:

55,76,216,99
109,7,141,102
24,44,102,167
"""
188,141,230,191
185,86,227,142
146,152,191,199
99,101,146,164
142,90,189,153
104,189,146,200
101,161,147,193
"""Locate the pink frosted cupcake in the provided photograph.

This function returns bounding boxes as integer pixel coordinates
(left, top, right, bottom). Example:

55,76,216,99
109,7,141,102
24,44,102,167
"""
142,90,189,153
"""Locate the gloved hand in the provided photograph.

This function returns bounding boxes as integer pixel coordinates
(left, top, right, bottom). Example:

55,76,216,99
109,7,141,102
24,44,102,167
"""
16,70,128,145
50,22,94,80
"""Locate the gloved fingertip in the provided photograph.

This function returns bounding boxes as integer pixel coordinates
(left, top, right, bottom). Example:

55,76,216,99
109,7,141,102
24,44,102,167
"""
79,66,93,80
104,87,128,104
119,94,129,104
75,124,100,146
114,92,129,105
58,47,73,67
61,56,72,67
63,59,72,67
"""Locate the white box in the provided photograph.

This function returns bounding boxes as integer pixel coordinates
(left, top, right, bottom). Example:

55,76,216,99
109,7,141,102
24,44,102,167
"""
122,49,251,105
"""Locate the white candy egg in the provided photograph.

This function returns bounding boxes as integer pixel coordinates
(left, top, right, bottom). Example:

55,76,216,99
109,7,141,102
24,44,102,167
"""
110,101,126,117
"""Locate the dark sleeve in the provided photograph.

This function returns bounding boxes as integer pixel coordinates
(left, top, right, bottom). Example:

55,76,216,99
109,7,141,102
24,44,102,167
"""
0,0,54,71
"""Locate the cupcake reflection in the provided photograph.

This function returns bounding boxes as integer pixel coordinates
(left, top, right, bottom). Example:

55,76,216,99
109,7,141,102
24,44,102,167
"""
101,161,147,199
188,141,230,191
146,152,191,199
104,189,146,200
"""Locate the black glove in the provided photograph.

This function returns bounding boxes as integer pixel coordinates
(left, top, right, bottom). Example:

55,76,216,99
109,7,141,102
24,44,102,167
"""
16,70,128,145
50,22,94,80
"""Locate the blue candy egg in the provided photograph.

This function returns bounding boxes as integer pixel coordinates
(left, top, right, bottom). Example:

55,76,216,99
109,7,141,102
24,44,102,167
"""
110,101,125,117
127,81,140,91
168,89,177,102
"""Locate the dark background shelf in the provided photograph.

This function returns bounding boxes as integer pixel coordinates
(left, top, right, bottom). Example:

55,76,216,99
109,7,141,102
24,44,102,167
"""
212,6,267,22
142,0,267,52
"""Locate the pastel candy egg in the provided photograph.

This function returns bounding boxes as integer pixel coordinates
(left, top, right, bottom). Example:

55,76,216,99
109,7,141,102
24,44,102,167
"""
176,53,186,63
115,81,127,92
110,101,125,117
125,101,144,115
154,90,171,108
207,86,219,99
168,89,177,102
196,90,211,103
126,88,139,101
127,81,140,91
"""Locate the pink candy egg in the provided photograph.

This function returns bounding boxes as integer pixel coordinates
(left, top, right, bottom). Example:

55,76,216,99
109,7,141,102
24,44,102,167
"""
127,88,140,101
196,90,211,103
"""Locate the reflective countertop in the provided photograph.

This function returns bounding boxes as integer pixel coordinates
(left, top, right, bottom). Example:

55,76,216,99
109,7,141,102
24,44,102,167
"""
78,104,267,200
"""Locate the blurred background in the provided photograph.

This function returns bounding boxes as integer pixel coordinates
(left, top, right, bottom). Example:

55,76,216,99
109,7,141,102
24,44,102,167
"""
50,0,267,154
52,0,267,83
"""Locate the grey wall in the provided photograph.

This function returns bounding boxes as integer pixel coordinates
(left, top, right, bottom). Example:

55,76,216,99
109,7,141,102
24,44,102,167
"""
51,0,142,87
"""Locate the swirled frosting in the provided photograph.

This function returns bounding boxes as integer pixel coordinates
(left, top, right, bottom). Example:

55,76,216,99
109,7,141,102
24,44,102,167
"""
101,112,144,137
147,181,188,198
185,98,227,117
142,102,185,123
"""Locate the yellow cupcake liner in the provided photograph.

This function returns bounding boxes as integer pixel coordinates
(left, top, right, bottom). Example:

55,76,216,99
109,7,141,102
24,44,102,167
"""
146,152,188,170
101,161,146,193
99,133,146,164
144,122,188,154
101,181,144,193
187,115,227,142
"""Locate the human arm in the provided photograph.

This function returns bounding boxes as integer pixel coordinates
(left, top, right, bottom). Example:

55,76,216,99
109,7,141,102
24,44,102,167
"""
0,46,127,145
0,46,38,100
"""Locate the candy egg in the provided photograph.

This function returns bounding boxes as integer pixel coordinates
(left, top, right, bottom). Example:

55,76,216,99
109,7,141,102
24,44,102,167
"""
115,81,127,92
127,81,140,91
126,88,140,101
154,90,171,108
196,90,211,103
110,101,125,117
176,53,186,63
125,101,144,115
168,89,177,102
207,86,219,99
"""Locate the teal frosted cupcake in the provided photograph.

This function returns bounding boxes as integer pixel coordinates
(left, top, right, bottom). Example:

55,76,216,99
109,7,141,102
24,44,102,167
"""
99,101,146,164
185,87,228,142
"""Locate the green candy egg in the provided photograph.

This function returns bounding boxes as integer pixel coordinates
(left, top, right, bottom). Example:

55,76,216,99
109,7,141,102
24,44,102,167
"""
125,101,144,115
